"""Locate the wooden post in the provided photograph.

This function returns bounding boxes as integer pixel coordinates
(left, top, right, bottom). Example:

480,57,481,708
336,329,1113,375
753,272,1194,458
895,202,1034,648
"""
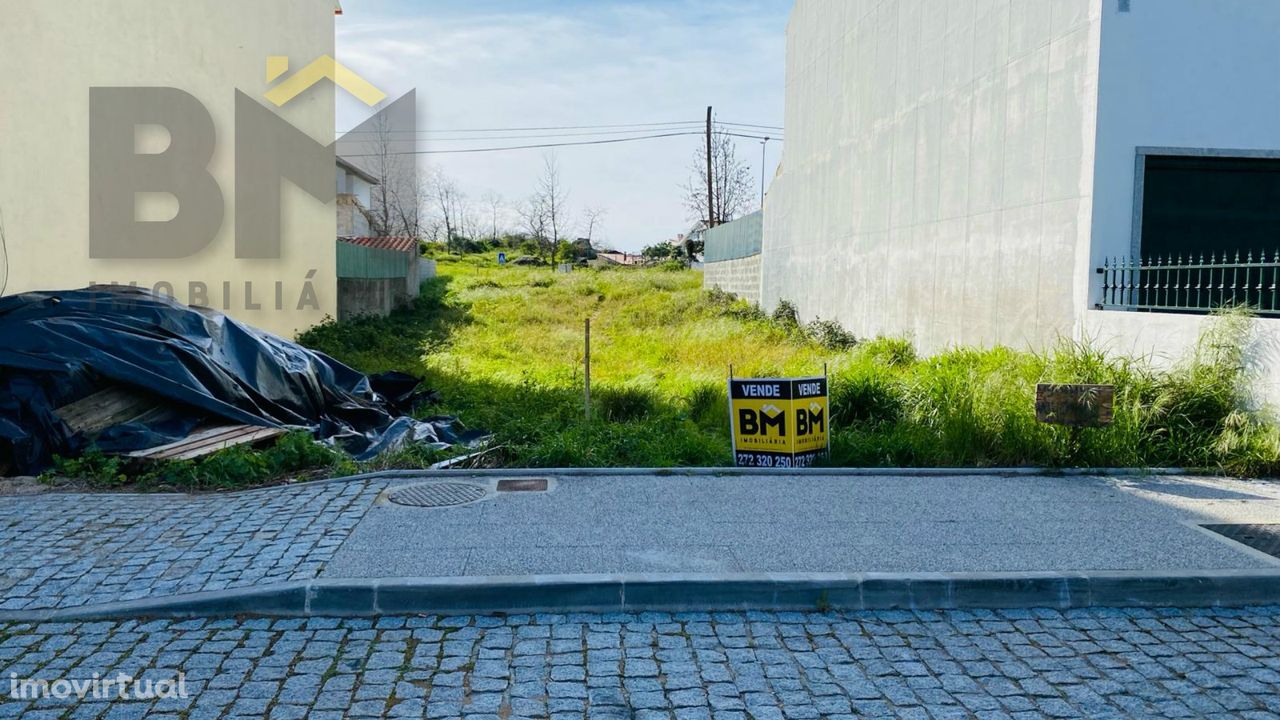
584,318,591,422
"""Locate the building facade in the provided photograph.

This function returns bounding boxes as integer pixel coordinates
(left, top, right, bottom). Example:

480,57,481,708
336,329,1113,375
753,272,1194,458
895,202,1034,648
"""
0,0,338,338
337,158,378,238
763,0,1280,398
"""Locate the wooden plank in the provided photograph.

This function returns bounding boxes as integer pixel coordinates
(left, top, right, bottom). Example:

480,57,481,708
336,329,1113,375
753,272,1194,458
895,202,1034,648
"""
55,385,163,435
128,425,287,461
1035,384,1114,428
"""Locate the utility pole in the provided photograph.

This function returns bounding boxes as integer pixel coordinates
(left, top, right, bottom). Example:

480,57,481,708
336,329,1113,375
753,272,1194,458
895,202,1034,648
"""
706,106,715,229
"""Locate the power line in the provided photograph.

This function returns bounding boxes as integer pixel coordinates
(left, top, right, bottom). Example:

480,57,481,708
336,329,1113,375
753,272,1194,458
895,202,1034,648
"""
723,132,782,142
719,121,786,131
341,131,708,156
336,126,709,142
336,119,785,136
335,120,706,135
336,127,783,144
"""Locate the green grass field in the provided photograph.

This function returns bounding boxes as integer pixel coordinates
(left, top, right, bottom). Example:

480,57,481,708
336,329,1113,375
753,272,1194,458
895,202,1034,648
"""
296,253,1280,474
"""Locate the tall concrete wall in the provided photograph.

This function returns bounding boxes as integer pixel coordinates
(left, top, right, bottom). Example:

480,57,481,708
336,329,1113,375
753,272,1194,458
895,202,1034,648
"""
763,0,1102,353
0,0,336,338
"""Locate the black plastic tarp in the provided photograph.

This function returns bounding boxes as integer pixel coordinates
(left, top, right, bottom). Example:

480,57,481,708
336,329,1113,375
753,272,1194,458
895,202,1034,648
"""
0,286,482,474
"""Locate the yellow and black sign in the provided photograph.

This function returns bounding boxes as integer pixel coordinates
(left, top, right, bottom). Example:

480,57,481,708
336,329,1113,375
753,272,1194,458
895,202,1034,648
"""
729,376,829,468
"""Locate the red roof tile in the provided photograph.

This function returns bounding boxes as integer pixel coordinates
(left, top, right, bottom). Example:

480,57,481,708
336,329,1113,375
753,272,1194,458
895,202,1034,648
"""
339,237,419,253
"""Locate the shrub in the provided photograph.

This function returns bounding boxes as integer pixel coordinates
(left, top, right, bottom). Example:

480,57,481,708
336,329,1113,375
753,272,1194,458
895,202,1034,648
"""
806,319,859,350
703,288,765,322
46,448,127,487
771,300,801,330
683,382,727,426
594,385,659,422
860,337,917,367
829,366,904,426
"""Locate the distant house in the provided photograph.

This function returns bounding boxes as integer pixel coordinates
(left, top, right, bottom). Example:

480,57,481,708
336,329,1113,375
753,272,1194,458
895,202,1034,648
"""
598,251,644,267
571,238,598,261
334,157,433,321
336,157,379,238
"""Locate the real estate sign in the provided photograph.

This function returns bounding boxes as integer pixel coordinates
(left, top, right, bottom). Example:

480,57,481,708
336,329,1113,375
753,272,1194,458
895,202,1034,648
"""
728,376,829,468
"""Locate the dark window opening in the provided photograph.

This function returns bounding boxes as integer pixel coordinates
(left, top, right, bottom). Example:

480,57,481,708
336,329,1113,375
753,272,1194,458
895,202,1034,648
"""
1098,153,1280,315
1141,154,1280,260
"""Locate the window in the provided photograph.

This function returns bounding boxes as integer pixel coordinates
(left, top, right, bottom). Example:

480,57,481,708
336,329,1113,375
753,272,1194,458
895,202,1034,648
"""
1139,153,1280,261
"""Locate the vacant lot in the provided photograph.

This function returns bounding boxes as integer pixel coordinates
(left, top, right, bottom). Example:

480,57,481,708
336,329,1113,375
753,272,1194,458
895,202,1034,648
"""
299,253,1280,474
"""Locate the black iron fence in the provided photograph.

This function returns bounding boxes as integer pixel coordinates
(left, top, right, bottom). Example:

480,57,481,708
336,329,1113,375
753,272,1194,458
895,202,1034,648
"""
1097,252,1280,316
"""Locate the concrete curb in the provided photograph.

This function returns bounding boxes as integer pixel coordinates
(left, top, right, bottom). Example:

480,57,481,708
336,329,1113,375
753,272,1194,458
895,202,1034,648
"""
4,570,1280,622
14,467,1221,500
187,466,1208,499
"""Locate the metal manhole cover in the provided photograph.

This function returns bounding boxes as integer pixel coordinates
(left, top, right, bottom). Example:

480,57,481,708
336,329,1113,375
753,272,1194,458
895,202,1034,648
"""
387,482,489,508
1203,524,1280,559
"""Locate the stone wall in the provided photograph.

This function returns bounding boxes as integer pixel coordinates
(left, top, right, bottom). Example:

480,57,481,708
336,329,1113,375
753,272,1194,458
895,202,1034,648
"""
703,254,762,307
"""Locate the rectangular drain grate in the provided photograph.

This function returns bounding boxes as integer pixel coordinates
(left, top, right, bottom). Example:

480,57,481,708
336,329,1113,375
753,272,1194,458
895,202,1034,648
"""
1202,524,1280,559
497,478,549,493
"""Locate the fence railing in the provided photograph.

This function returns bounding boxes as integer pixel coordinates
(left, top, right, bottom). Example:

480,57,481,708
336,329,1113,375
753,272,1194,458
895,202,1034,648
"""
1097,252,1280,315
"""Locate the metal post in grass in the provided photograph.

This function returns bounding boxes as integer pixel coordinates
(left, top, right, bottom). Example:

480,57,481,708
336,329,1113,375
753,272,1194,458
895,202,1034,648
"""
584,318,591,422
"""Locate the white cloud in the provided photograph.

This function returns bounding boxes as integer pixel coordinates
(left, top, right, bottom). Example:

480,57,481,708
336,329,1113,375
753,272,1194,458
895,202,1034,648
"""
336,0,788,251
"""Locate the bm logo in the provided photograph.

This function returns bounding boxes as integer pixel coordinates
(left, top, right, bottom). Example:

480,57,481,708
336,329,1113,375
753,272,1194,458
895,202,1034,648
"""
737,402,825,437
89,56,389,260
796,402,825,436
739,403,786,437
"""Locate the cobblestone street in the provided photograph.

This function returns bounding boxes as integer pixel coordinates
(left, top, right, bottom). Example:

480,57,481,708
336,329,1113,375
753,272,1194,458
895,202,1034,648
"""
0,482,383,611
3,606,1280,719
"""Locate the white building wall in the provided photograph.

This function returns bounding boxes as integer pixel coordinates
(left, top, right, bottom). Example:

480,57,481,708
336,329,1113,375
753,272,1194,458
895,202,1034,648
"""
763,0,1103,354
0,0,336,338
1084,0,1280,408
1088,0,1280,296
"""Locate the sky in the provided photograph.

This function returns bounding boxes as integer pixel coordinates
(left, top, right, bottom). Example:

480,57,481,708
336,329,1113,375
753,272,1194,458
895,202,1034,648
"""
335,0,790,252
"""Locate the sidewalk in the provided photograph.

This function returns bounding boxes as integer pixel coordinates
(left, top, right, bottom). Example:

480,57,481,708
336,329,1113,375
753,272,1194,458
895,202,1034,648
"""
324,473,1280,578
3,472,1280,618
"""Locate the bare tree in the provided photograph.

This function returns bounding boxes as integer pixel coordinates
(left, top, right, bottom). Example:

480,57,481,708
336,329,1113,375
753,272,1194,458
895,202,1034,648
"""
581,206,606,246
534,153,569,262
433,171,470,254
482,191,505,243
518,195,551,259
360,111,428,238
683,127,754,226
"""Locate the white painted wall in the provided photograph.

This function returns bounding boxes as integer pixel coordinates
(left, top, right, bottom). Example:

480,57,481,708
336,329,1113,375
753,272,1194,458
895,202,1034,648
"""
764,0,1103,354
1085,310,1280,410
1082,1,1280,409
0,1,336,338
1089,0,1280,291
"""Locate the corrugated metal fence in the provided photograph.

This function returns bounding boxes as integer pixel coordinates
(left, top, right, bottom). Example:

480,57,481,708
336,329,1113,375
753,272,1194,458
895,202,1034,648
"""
704,211,763,262
337,241,411,279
